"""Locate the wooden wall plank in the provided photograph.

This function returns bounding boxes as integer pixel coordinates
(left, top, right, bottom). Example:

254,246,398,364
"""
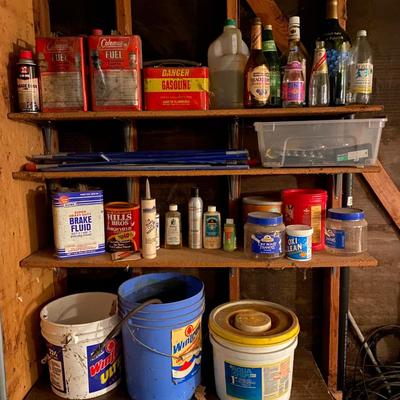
363,161,400,229
32,0,51,37
115,0,132,35
227,0,239,22
229,268,241,300
245,0,289,53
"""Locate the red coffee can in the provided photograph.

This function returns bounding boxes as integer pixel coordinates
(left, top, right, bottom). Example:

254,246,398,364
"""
105,202,140,252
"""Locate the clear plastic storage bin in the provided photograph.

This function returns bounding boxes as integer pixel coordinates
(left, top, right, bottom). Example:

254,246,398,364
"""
254,118,386,167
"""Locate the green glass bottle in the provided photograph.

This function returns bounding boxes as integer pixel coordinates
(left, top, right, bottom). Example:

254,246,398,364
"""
262,25,281,107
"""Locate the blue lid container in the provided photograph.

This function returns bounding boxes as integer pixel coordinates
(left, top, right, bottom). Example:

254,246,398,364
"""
327,208,365,221
247,211,283,225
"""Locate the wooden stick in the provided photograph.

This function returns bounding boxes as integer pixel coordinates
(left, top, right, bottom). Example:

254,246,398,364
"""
32,0,51,37
227,0,239,23
115,0,132,35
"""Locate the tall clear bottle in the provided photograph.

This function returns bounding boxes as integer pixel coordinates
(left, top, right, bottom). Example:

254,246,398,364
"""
244,18,270,108
188,187,203,249
208,19,249,109
262,25,281,107
281,17,307,84
321,0,351,105
349,30,373,104
309,41,330,106
282,46,305,107
165,204,182,249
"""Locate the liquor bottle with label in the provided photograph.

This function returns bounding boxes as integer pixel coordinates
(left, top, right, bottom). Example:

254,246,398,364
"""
282,46,305,107
244,18,270,108
309,41,330,106
321,0,351,105
262,25,281,107
349,30,373,104
281,17,307,83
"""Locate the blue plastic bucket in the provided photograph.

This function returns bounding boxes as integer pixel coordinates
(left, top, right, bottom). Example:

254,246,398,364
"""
118,272,205,400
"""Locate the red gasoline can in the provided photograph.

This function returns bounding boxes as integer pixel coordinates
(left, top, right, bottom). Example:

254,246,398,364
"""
282,189,328,251
36,37,88,112
105,202,140,252
143,66,209,110
88,30,143,111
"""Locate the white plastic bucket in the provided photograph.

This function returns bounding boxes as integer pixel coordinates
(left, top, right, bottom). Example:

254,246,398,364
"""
209,300,299,400
40,292,122,399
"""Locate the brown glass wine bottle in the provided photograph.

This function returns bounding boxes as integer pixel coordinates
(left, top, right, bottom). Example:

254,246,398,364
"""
244,18,270,108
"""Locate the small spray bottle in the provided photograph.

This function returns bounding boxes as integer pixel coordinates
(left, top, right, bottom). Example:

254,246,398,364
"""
141,179,157,259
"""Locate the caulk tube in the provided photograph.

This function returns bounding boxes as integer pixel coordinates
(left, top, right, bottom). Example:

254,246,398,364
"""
188,187,203,249
141,179,157,259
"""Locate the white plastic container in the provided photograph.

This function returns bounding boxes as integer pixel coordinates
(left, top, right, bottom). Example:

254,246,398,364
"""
286,225,313,261
209,300,299,400
208,19,249,109
254,118,387,167
40,292,122,399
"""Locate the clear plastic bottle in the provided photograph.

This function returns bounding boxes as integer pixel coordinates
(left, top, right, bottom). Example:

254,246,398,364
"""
208,19,249,109
349,30,373,104
309,41,330,106
165,204,182,249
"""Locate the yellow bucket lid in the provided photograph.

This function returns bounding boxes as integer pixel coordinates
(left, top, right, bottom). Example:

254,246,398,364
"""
209,300,300,347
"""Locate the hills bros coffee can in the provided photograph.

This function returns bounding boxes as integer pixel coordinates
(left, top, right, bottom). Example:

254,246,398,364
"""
88,30,142,111
105,202,140,252
36,37,88,112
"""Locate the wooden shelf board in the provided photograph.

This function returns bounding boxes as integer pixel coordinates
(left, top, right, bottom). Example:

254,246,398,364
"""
9,105,384,122
21,247,378,269
13,165,381,181
24,349,331,400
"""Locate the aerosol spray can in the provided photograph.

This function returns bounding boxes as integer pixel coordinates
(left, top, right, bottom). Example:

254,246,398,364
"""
141,179,157,259
16,50,40,112
188,187,203,249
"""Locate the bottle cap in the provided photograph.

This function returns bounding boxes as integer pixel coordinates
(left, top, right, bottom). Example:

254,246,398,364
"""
225,18,236,27
191,187,199,197
247,211,283,226
316,40,325,48
253,17,262,25
19,50,33,60
328,208,365,221
208,206,217,212
264,24,272,30
289,16,300,26
226,218,234,224
92,28,103,35
357,30,367,37
169,204,178,211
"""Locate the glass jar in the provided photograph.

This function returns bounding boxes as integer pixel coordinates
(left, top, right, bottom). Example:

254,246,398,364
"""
244,212,285,259
325,208,367,255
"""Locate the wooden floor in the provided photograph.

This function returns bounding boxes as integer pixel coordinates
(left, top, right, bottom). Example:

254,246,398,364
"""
25,349,332,399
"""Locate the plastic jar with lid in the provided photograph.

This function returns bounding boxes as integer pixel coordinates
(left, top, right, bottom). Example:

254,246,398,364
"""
244,212,285,259
325,208,367,255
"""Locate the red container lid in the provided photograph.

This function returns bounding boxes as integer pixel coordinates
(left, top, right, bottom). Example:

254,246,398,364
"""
92,28,103,36
282,189,327,201
19,50,33,59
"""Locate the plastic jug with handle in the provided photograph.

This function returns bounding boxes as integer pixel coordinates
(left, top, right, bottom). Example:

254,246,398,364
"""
208,19,249,109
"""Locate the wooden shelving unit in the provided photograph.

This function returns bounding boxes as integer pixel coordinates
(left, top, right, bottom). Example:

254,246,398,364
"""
8,104,384,122
21,247,378,269
12,165,381,181
24,349,332,400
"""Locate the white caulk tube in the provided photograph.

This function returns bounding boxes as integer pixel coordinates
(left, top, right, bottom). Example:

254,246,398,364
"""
141,179,157,259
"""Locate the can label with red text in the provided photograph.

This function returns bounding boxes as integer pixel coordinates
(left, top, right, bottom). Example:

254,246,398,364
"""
105,202,140,252
36,37,88,112
88,34,142,111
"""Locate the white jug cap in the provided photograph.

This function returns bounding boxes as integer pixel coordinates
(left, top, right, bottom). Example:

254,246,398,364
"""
169,204,178,211
208,206,217,212
357,30,367,37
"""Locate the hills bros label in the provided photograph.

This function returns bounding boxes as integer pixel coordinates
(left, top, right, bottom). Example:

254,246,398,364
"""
105,202,140,252
88,30,142,111
36,37,88,112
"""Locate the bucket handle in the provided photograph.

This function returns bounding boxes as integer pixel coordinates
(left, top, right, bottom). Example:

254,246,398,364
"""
126,323,201,361
90,298,163,361
41,334,73,364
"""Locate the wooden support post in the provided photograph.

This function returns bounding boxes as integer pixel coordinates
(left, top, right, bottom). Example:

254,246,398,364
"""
227,0,239,23
337,0,348,31
32,0,51,37
363,160,400,229
115,0,133,35
229,268,241,301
